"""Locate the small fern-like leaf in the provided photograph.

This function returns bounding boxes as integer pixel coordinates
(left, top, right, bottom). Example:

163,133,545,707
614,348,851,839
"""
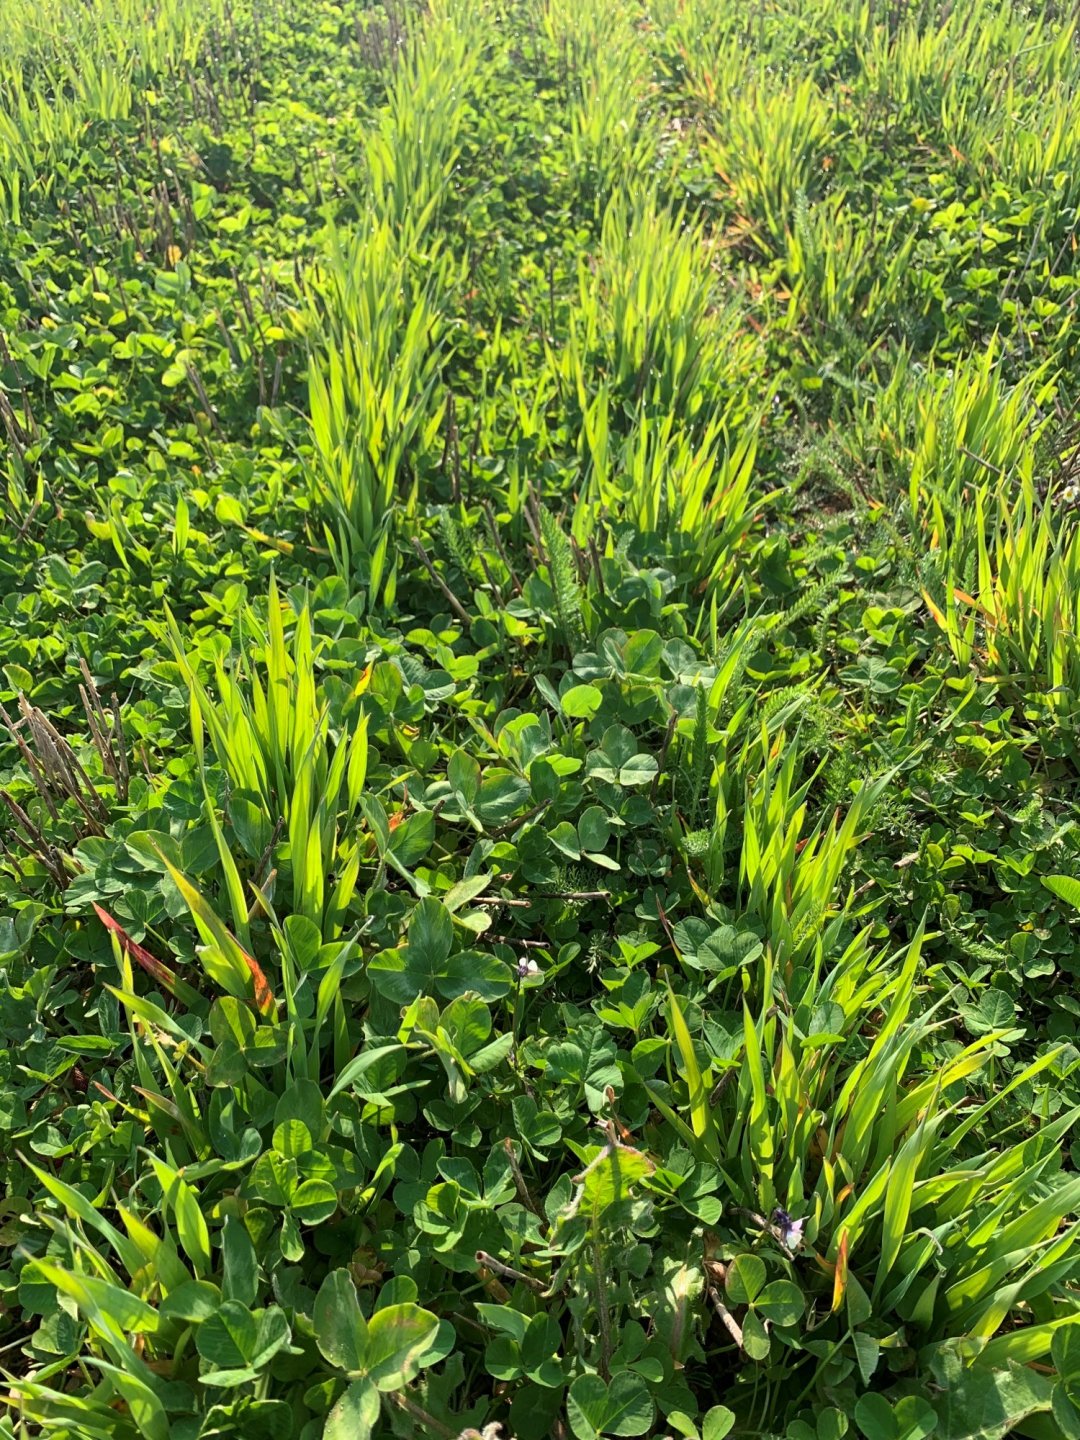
540,507,585,648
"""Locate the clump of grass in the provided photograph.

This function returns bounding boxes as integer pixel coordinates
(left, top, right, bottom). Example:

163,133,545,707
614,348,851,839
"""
301,214,453,608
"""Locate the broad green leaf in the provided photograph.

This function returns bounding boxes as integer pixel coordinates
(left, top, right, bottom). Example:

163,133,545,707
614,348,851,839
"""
476,771,531,825
755,1279,804,1326
562,683,603,718
1053,1322,1080,1385
274,1078,326,1144
619,753,658,786
443,873,493,911
250,1307,292,1368
475,1303,528,1342
703,1408,736,1440
437,948,512,1001
408,896,453,968
196,1301,257,1367
387,808,435,865
1043,874,1080,911
855,1393,898,1440
742,1307,771,1361
289,1177,337,1225
323,1377,379,1440
567,1371,655,1439
315,1270,367,1374
725,1254,766,1306
579,805,612,851
579,1143,655,1211
929,1361,1052,1438
364,1302,440,1390
160,1280,221,1323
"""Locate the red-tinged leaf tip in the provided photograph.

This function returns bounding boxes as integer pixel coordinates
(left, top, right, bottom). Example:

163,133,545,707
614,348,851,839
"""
922,590,947,629
832,1231,849,1313
241,947,276,1017
93,904,178,993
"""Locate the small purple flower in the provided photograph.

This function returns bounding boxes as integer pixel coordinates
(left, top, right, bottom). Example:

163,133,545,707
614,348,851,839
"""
516,956,540,980
771,1207,806,1251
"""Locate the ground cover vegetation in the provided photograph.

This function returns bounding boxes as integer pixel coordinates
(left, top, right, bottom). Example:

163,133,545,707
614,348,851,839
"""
4,0,1080,1435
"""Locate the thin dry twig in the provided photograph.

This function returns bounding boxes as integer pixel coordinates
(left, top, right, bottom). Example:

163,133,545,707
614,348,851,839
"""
708,1285,745,1349
474,1250,548,1293
503,1136,543,1217
411,537,473,625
